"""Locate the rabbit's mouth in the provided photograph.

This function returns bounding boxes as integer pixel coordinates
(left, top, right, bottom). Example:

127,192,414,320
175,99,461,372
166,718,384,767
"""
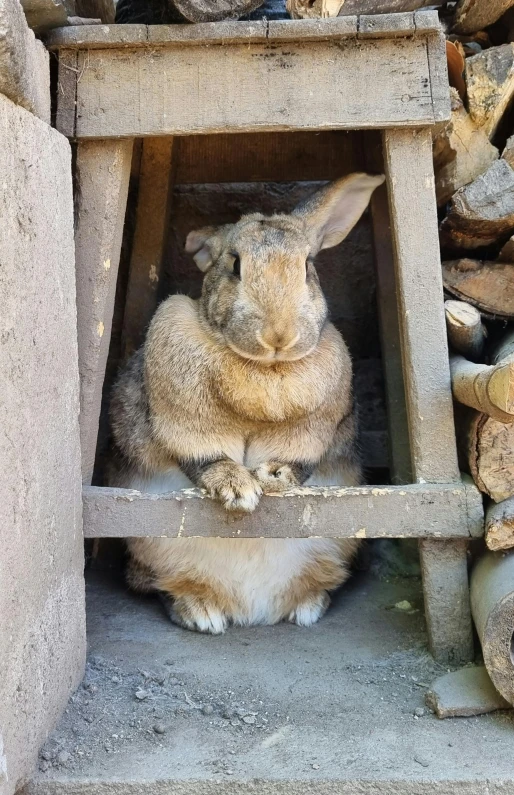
226,339,318,365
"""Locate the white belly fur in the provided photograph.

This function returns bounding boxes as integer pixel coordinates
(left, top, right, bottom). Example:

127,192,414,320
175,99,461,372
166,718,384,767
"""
126,463,357,627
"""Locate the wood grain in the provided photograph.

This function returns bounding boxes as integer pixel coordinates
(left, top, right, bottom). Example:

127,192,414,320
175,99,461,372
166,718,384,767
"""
75,139,133,482
442,260,514,320
82,482,484,539
122,137,174,357
52,30,446,138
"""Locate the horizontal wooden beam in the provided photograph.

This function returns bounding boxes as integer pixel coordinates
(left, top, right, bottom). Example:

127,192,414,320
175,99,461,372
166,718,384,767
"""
83,482,484,540
45,12,441,50
50,15,448,139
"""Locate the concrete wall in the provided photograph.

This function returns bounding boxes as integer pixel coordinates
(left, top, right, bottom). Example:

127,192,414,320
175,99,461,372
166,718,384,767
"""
0,94,85,795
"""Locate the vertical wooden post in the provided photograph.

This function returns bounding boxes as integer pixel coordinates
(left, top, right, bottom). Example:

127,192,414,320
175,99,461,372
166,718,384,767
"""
75,139,134,483
381,127,474,665
122,137,175,358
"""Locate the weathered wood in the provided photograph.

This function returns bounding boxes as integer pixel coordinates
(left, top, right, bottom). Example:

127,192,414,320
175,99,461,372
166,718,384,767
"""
440,159,514,251
75,140,133,482
419,539,475,665
163,0,264,21
450,355,514,423
458,408,514,502
433,90,498,207
366,131,412,482
442,259,514,320
444,300,486,362
465,44,514,139
49,20,448,139
82,482,484,540
471,550,514,706
56,49,77,138
286,0,344,18
122,138,174,358
453,0,514,36
175,131,360,184
485,498,514,551
339,0,444,10
383,128,459,484
382,128,474,664
0,0,51,123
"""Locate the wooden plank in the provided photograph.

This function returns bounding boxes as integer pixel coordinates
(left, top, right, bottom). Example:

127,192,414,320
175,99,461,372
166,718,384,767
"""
174,131,360,184
365,131,412,483
382,128,459,484
82,482,484,540
46,14,443,50
60,37,438,139
122,137,174,357
382,128,476,664
75,139,133,482
56,49,77,138
419,539,475,665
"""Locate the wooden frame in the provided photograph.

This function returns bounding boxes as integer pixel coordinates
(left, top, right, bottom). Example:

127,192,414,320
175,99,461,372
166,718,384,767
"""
49,13,483,665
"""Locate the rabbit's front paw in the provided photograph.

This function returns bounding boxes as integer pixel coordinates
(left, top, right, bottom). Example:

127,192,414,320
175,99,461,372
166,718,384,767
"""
201,461,262,513
288,590,330,627
252,462,299,494
161,594,229,635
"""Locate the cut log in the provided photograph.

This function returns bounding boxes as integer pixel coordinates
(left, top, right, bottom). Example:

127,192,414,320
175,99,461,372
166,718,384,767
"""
452,0,514,36
444,300,486,361
433,90,498,207
440,160,514,251
286,0,443,16
286,0,344,17
485,498,514,551
465,44,514,139
442,259,514,319
457,407,514,502
471,551,514,707
450,355,514,422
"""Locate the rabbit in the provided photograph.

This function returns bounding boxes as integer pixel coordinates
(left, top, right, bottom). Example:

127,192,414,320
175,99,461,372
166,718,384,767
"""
108,173,385,634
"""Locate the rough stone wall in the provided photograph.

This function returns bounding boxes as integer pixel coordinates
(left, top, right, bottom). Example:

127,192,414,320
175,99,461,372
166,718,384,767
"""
0,94,85,795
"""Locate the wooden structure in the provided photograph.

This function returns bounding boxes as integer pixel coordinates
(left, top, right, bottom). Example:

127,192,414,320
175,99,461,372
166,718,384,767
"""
47,12,484,665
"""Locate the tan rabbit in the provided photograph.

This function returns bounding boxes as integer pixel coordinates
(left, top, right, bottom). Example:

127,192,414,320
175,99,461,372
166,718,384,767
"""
109,173,385,634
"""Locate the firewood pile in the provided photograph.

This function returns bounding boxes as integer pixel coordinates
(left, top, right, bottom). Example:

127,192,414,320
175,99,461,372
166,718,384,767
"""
430,3,514,556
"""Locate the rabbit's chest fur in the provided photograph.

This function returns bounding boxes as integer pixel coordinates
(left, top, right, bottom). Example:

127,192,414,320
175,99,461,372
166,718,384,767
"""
143,296,351,466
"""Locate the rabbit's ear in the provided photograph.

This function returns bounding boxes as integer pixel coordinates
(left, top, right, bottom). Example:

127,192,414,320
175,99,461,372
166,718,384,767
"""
185,226,218,272
293,173,385,253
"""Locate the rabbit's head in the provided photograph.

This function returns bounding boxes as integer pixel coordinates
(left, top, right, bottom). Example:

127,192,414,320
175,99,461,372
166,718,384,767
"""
186,173,384,363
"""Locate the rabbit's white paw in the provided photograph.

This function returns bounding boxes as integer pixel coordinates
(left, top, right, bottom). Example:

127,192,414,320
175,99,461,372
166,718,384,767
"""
288,591,330,627
253,462,298,494
201,461,262,513
165,597,229,635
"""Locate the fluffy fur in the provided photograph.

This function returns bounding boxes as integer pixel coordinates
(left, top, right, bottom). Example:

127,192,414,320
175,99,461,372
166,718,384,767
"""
109,173,385,633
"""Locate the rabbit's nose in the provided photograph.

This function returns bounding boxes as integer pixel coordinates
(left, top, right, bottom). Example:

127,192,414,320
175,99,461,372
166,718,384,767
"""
259,330,299,353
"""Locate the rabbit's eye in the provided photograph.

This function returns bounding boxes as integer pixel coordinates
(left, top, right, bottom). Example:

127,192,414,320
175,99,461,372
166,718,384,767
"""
231,255,241,279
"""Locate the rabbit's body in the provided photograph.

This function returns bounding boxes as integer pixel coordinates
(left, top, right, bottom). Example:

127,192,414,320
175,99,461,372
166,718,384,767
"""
109,174,384,633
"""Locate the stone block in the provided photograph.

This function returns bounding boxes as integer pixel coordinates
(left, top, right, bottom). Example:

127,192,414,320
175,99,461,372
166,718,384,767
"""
0,0,50,121
0,94,85,795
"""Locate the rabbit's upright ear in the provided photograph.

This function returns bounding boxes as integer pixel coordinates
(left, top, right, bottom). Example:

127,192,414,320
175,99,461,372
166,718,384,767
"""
293,173,385,254
185,226,218,272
